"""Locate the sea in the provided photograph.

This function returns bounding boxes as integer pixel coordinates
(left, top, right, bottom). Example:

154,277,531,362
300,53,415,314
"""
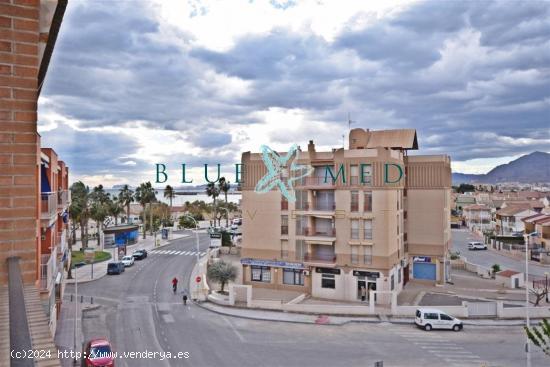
105,188,241,206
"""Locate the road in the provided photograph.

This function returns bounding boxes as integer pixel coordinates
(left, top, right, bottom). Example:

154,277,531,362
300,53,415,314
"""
62,232,548,367
451,228,550,278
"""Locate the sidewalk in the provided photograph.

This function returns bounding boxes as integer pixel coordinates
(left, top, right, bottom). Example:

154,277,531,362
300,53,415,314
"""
195,301,540,326
65,231,190,283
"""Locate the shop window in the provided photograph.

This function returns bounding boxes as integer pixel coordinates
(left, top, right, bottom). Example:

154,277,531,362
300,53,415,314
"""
251,266,271,283
321,273,335,289
283,269,304,286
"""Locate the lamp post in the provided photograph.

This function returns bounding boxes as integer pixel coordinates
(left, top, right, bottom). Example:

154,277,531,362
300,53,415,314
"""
73,264,78,365
183,214,200,264
524,231,537,367
545,271,549,303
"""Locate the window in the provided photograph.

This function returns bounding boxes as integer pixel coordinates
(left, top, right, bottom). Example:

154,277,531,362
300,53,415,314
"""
281,215,288,235
351,246,359,264
391,274,395,291
398,268,402,284
295,240,306,261
251,266,272,283
364,246,372,264
281,240,288,259
283,269,304,285
351,191,359,212
350,165,359,185
321,273,335,289
425,313,439,320
350,219,359,239
363,220,372,240
361,164,372,185
295,190,308,210
363,191,372,212
296,215,307,235
440,314,453,321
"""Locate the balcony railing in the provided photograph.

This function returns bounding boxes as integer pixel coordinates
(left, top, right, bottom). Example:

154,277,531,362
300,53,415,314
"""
312,201,335,211
304,253,337,264
295,202,310,211
57,230,67,253
57,190,70,207
297,177,335,187
41,192,57,220
306,227,336,237
39,248,56,291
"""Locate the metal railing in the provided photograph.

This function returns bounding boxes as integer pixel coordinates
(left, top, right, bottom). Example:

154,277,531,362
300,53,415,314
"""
39,249,56,291
313,201,335,211
296,177,335,187
304,253,337,263
295,202,309,210
306,228,336,237
57,230,67,253
57,190,69,207
41,192,57,220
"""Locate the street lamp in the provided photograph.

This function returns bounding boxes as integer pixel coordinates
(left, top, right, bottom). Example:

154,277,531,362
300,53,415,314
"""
545,271,549,303
524,231,538,367
183,214,200,264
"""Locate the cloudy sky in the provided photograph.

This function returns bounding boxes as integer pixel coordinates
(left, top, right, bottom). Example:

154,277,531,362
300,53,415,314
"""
38,0,550,187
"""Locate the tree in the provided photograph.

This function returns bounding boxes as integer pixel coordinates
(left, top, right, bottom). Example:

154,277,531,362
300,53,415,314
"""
530,287,549,307
135,182,156,239
455,183,475,194
206,182,220,226
70,181,90,249
218,177,231,227
118,185,134,223
108,198,124,225
525,319,550,357
164,184,176,224
89,185,110,247
179,214,201,229
207,261,237,293
491,264,501,274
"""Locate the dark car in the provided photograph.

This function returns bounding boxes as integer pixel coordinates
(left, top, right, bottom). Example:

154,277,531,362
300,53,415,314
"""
107,262,125,275
83,338,115,366
132,250,147,260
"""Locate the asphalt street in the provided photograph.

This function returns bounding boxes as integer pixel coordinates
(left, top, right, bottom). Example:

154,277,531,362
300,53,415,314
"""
63,232,548,367
451,228,550,278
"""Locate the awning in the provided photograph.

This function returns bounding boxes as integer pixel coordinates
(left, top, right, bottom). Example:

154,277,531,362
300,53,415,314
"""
311,214,333,219
40,165,51,193
305,239,335,246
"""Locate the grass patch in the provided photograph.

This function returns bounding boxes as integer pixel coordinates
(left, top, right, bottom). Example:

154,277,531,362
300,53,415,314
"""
72,250,111,266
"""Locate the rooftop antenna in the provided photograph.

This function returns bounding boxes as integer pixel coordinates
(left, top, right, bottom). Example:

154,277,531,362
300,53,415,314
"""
342,134,345,149
348,112,355,130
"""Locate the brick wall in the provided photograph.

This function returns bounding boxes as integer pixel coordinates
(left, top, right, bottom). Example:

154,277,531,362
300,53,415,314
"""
0,0,40,285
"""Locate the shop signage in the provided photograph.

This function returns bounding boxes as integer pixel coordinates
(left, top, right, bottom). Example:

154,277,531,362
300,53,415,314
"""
315,267,341,274
413,256,432,263
240,258,305,269
352,270,380,278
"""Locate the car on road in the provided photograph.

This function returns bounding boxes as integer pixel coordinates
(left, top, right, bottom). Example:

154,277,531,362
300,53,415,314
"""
467,241,487,250
415,308,463,331
121,255,134,267
132,249,147,260
107,262,125,275
232,218,242,225
83,338,115,366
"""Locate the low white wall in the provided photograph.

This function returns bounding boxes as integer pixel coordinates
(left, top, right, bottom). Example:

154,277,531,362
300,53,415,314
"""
392,305,469,318
497,304,550,318
283,303,374,315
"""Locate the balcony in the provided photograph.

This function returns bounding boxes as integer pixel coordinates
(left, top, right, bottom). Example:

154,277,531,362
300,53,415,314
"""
306,227,336,237
57,230,67,254
57,190,70,208
41,192,57,225
312,201,335,211
295,202,310,211
39,248,56,291
296,176,335,187
304,252,337,265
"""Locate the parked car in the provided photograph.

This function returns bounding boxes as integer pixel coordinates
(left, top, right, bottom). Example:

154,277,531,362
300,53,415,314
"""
415,308,463,331
121,255,134,267
232,218,242,225
132,250,147,260
467,241,487,250
107,262,125,275
230,223,238,230
82,338,115,366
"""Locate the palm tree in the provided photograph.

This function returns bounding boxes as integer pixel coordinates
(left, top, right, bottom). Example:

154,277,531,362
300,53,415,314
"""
108,198,124,225
164,185,175,224
135,182,156,239
218,177,231,227
118,185,134,223
89,185,110,247
206,182,220,226
70,181,90,249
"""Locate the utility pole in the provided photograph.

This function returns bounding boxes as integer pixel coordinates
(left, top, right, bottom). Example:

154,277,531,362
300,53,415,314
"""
73,265,78,365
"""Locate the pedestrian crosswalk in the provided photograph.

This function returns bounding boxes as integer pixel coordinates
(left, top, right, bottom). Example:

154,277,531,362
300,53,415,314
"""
392,326,486,367
150,249,207,257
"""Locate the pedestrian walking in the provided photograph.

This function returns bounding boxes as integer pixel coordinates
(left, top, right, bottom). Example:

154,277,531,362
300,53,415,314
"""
360,286,367,302
183,293,188,305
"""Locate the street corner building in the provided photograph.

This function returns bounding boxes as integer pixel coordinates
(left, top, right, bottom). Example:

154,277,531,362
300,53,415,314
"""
239,128,451,304
0,0,68,365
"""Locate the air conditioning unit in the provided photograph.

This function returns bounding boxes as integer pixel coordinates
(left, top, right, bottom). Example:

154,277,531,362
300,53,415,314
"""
303,270,310,276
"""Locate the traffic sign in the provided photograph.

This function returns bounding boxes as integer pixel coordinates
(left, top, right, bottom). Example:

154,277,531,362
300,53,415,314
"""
195,276,201,283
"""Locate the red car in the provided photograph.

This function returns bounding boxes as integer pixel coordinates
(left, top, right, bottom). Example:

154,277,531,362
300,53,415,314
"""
83,338,115,367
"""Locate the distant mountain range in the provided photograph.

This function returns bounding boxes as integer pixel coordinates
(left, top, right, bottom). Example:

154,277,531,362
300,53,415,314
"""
452,151,550,184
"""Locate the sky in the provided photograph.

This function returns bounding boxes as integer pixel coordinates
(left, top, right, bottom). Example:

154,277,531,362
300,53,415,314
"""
38,0,550,187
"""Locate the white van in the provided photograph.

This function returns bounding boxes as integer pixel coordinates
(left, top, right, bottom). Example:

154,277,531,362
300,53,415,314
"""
415,308,463,331
467,241,487,250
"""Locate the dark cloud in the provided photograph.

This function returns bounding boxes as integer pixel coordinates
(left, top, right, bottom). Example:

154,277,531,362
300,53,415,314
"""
40,0,550,182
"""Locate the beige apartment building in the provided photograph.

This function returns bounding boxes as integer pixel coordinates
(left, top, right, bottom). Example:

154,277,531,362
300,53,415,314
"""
240,128,451,303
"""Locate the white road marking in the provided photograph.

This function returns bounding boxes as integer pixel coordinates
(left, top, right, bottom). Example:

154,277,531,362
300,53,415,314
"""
222,316,245,342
